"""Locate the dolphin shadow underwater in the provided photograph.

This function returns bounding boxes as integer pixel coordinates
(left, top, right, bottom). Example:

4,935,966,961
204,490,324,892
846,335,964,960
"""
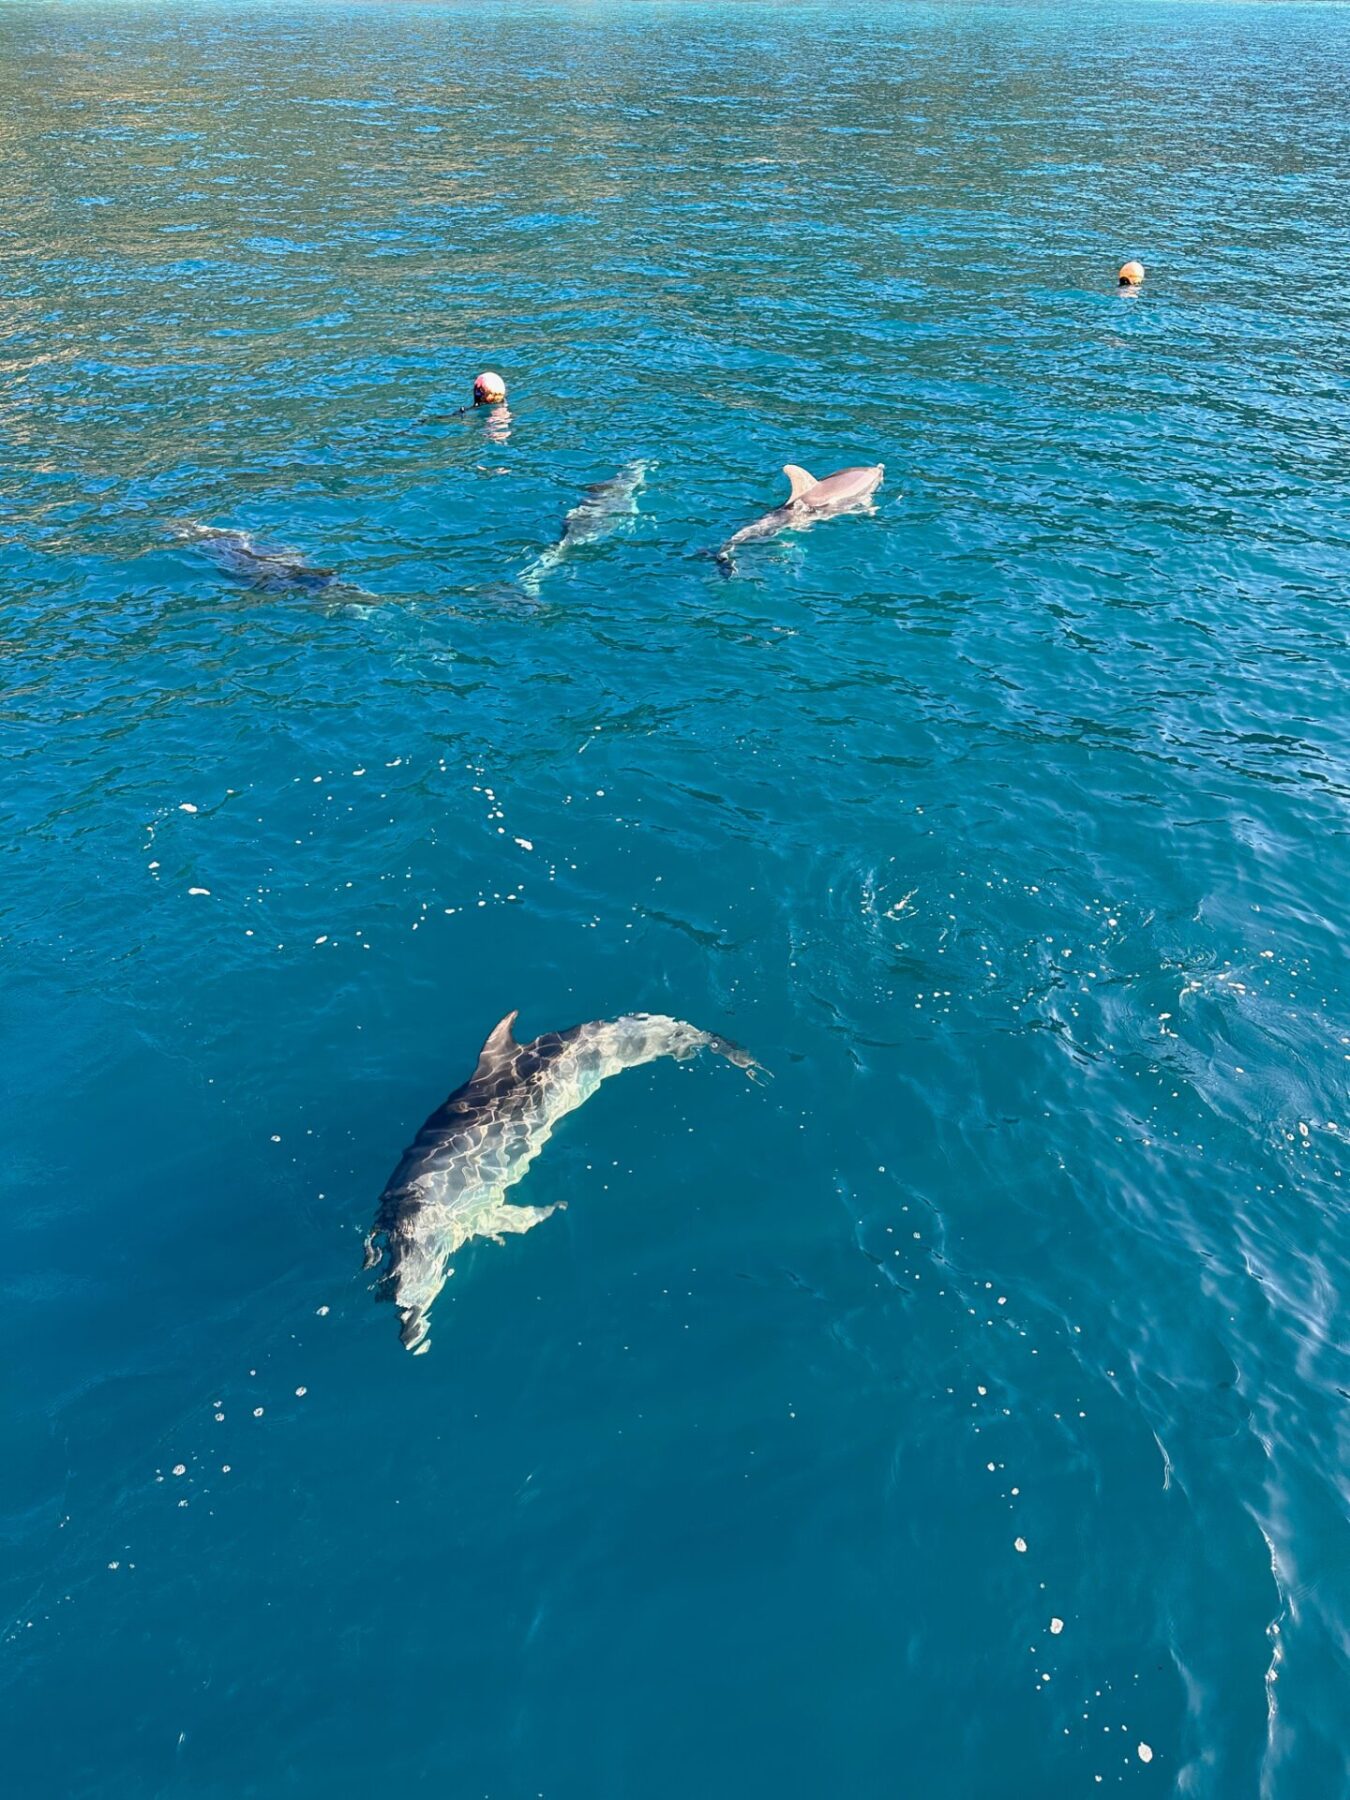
365,1009,768,1353
171,522,369,597
715,462,885,574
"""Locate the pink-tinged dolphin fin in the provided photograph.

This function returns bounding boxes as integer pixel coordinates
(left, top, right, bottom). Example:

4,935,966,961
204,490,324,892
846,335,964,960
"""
783,464,818,502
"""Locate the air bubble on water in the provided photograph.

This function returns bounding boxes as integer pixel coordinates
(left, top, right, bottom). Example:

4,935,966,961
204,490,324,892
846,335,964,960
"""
295,1387,307,1397
179,803,198,814
316,1305,330,1317
253,1408,264,1418
172,1465,186,1477
188,887,211,897
1137,1744,1153,1763
1015,1537,1027,1553
1050,1618,1064,1634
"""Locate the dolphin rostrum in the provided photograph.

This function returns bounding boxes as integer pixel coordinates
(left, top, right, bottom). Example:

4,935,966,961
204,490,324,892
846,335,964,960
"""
716,462,884,573
172,523,341,593
364,1010,766,1353
520,460,650,594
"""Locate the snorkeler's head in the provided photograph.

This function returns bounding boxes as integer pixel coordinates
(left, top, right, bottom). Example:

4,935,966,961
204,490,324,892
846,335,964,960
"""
1117,261,1145,288
473,370,507,405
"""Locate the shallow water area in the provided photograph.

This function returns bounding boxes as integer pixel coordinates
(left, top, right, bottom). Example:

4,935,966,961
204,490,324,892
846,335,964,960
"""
2,3,1349,1795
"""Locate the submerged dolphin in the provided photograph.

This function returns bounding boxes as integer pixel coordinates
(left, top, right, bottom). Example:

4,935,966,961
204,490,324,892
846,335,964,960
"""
519,460,649,594
365,1009,765,1353
716,462,884,573
172,523,340,593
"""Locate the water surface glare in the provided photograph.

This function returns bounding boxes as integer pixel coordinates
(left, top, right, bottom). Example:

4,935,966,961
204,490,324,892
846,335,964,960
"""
2,3,1349,1795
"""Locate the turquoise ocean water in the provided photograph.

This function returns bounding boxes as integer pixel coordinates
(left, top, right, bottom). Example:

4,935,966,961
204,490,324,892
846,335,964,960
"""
3,3,1348,1793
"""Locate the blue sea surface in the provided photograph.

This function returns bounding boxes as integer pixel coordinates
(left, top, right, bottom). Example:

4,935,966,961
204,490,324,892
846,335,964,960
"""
2,3,1348,1794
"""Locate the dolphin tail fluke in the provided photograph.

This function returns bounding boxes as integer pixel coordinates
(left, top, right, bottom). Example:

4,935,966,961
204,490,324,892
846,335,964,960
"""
783,464,817,503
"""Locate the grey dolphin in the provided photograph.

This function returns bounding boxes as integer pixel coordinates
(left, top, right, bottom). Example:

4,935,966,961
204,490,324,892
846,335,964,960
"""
172,523,340,593
364,1009,765,1353
716,462,884,573
519,460,650,594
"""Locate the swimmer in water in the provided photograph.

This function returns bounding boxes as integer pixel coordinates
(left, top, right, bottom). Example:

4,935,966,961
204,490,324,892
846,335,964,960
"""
471,370,507,407
464,369,511,442
408,369,512,446
426,370,510,422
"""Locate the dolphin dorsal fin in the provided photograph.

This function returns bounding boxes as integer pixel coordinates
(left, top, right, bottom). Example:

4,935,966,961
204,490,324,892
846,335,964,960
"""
783,464,817,503
474,1010,520,1078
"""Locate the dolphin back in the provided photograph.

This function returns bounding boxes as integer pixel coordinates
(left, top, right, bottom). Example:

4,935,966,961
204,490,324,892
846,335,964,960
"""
799,464,884,509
